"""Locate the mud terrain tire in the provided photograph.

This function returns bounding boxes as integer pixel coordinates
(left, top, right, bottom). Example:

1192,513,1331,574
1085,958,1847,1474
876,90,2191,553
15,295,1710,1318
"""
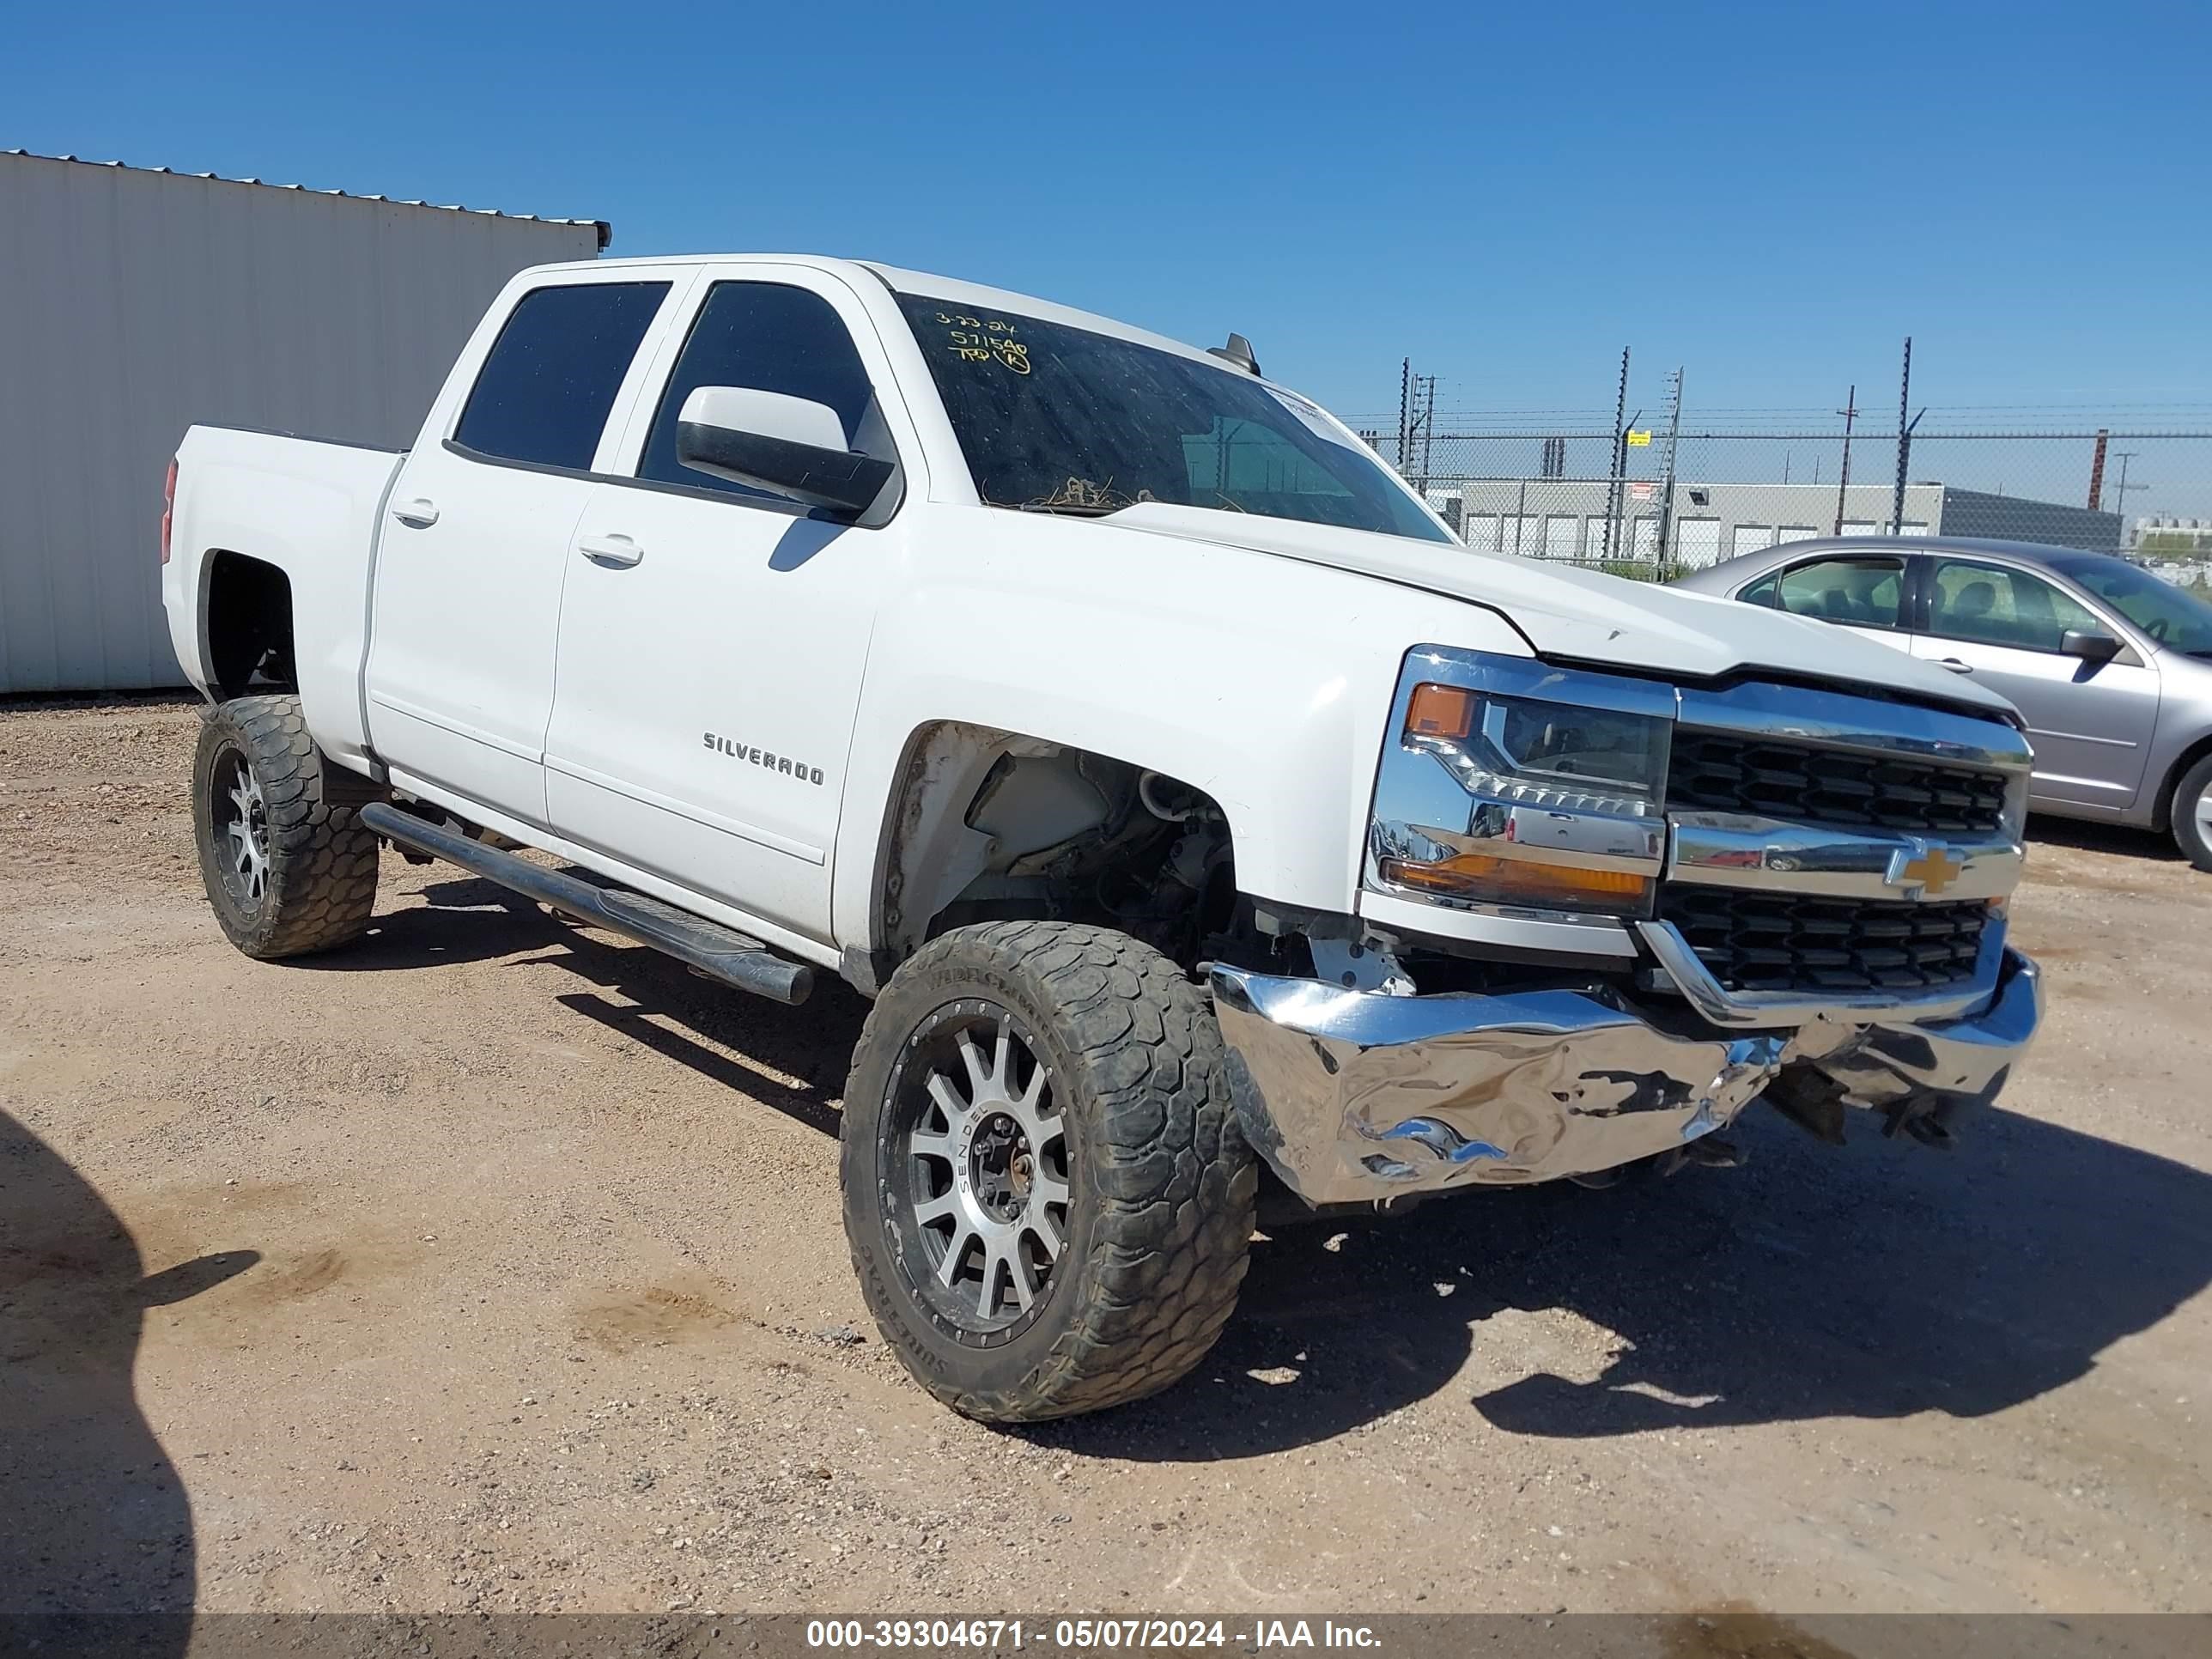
841,921,1255,1422
192,695,380,958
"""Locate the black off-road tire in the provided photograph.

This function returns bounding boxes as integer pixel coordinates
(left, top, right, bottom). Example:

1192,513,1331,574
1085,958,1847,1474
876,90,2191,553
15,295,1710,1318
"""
191,695,380,958
2172,754,2212,872
841,921,1256,1422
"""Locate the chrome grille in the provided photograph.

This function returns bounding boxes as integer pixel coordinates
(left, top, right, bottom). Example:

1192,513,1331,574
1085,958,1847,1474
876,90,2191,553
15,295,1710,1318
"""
1667,729,2009,836
1658,887,1990,994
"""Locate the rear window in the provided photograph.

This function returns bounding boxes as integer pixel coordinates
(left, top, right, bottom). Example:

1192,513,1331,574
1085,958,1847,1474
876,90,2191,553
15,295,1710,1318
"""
1744,555,1905,629
453,282,670,470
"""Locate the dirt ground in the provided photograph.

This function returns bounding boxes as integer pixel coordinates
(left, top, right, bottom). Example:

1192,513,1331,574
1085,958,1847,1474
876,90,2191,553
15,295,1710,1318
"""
3,695,2210,1621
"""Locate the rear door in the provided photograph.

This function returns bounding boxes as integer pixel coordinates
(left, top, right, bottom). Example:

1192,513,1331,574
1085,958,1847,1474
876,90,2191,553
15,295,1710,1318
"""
543,269,908,944
364,276,677,825
1736,550,1914,656
1908,555,2160,811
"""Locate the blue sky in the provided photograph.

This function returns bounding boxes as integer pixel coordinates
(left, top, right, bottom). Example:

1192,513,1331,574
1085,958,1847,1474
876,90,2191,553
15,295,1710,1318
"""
8,0,2209,423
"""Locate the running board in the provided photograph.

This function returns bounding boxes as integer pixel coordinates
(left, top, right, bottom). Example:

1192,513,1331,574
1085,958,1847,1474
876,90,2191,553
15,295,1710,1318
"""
359,802,813,1006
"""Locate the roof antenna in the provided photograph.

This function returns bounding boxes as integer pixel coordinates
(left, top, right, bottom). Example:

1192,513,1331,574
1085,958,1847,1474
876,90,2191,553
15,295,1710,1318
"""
1207,332,1261,376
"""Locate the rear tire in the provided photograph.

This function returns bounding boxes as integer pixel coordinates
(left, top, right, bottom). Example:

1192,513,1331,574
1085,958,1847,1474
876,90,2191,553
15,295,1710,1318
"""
191,695,380,958
841,921,1256,1422
2173,755,2212,872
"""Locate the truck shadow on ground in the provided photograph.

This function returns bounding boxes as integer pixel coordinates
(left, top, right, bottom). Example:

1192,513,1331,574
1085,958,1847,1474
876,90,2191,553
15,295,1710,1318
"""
311,879,2212,1465
1040,1103,2212,1462
0,1108,256,1646
309,875,865,1135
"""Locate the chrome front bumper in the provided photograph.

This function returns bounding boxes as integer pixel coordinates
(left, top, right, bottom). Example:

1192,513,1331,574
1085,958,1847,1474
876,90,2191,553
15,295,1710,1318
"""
1209,940,2041,1207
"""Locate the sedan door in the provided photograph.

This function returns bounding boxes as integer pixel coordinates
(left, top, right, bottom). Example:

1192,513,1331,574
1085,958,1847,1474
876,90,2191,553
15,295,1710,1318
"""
1909,556,2160,813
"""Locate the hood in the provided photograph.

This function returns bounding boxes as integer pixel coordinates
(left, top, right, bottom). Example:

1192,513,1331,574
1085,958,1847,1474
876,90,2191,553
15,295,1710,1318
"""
1110,504,2019,720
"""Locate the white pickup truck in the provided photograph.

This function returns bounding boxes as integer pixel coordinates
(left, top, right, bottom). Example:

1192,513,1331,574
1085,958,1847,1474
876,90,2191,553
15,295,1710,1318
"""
162,255,2042,1421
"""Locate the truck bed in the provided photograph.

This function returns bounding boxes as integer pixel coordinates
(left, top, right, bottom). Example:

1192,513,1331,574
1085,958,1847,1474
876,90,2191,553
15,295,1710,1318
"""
162,425,404,770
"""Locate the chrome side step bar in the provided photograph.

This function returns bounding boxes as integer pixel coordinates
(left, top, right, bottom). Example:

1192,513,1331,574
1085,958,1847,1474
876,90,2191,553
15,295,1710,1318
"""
359,801,812,1006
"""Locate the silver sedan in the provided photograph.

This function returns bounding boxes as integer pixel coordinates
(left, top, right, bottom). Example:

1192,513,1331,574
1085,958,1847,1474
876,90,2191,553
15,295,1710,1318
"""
1674,536,2212,868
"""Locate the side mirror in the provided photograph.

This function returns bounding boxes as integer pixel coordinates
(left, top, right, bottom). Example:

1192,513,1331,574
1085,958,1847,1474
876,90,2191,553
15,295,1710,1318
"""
674,386,894,517
2059,628,2123,663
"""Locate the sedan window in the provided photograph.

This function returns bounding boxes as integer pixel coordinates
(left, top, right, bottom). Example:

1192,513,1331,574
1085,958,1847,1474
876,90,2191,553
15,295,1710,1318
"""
1743,556,1905,628
1928,560,2100,653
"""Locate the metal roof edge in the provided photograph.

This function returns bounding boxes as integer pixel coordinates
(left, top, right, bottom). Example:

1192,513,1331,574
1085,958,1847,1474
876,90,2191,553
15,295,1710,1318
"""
2,149,611,244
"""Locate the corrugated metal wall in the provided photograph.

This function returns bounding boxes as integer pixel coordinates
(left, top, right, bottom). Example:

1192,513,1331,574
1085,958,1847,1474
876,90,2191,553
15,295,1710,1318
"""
0,154,605,692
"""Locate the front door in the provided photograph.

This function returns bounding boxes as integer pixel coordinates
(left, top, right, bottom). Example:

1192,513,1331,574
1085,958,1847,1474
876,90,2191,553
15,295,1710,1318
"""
365,277,672,825
1909,556,2161,812
544,274,900,943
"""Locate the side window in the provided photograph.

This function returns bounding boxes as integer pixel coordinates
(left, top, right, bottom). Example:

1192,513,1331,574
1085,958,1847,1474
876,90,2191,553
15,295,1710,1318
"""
1928,560,2100,653
1740,572,1780,607
637,282,878,498
1767,556,1905,628
453,283,670,469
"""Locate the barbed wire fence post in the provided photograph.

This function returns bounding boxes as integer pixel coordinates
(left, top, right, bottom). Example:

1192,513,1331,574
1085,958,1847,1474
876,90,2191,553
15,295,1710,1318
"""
1656,368,1684,577
1601,347,1630,562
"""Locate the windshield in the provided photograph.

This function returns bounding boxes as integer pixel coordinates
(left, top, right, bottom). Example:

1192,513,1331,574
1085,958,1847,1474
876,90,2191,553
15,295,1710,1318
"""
2048,553,2212,657
896,294,1451,543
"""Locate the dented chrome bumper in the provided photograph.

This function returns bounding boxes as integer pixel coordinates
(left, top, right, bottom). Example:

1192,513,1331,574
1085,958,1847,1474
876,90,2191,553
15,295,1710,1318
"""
1208,945,2040,1207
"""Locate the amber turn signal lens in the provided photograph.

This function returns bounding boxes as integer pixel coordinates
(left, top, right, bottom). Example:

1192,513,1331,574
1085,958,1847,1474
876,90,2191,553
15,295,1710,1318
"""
1406,683,1476,739
1378,852,1652,912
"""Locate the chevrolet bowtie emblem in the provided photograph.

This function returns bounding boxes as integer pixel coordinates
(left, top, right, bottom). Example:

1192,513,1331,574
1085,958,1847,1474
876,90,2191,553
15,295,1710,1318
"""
1891,844,1965,896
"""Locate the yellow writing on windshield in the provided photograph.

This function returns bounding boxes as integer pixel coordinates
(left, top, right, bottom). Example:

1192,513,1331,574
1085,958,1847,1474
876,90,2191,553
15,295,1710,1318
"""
943,319,1030,374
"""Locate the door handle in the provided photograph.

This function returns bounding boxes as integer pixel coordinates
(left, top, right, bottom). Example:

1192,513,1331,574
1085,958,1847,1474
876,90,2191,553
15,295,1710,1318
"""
577,532,643,568
391,498,439,529
1936,658,1975,674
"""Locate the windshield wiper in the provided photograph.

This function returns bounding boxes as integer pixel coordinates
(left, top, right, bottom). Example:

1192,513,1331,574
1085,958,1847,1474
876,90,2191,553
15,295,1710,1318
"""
1007,500,1127,518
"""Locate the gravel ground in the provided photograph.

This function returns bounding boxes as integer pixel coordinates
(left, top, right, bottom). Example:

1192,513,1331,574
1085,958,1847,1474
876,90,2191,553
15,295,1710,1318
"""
3,696,2210,1620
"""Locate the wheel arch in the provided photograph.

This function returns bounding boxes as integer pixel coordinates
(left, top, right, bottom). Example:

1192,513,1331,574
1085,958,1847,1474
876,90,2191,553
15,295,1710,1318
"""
2151,729,2212,833
842,720,1243,994
2150,728,2212,834
199,549,297,701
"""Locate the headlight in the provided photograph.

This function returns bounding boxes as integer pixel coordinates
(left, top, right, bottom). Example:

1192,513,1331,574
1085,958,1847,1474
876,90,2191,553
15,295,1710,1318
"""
1367,650,1673,919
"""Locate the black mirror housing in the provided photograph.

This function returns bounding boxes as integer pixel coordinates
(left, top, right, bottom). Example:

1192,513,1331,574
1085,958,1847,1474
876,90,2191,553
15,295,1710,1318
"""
676,421,894,518
2059,628,2123,663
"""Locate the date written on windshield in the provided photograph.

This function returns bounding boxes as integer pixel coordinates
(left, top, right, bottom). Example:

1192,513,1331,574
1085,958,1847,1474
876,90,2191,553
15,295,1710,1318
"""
935,313,1031,374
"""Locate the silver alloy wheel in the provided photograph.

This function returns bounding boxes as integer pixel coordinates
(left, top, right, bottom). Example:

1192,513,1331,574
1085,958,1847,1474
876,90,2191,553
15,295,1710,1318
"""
2197,780,2212,839
214,749,270,909
905,1015,1069,1326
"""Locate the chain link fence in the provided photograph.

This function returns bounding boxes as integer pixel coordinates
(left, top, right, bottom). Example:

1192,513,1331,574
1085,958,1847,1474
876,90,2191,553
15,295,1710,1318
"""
1350,416,2212,590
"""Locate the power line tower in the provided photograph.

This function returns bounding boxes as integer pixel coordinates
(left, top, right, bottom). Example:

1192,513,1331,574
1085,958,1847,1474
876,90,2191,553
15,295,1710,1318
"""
1413,375,1438,494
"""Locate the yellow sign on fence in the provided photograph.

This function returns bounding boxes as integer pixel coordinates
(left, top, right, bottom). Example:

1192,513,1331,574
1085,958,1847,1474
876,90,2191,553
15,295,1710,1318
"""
1626,429,1652,447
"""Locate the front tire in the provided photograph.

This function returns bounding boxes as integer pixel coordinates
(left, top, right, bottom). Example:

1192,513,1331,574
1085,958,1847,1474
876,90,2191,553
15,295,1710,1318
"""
2172,755,2212,872
841,921,1256,1422
191,695,380,958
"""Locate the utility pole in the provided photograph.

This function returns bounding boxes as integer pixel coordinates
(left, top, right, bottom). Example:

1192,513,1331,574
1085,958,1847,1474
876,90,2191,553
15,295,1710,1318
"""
1602,347,1630,561
1832,385,1858,537
2111,451,2144,537
1654,368,1685,573
2087,429,2110,510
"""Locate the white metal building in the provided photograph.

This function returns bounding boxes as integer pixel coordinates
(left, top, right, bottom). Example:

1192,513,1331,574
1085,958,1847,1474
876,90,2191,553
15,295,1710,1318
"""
0,151,610,692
